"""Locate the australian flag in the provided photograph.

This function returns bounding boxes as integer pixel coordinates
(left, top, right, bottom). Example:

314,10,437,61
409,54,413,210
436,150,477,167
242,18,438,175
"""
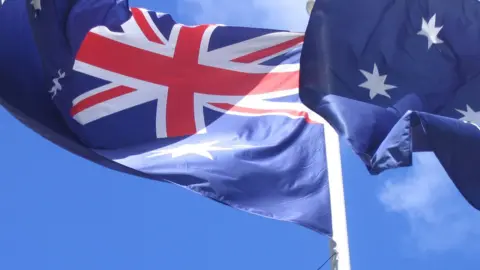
0,0,333,235
300,0,480,210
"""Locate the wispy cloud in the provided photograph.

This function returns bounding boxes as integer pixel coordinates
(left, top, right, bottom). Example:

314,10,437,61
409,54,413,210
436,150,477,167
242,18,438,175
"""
379,152,480,254
177,0,309,32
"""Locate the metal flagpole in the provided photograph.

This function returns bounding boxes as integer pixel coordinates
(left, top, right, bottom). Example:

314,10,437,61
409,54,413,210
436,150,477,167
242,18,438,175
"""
304,1,352,270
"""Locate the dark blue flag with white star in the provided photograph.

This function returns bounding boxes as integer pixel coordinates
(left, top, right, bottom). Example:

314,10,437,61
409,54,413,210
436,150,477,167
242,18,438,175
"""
300,0,480,210
0,0,334,235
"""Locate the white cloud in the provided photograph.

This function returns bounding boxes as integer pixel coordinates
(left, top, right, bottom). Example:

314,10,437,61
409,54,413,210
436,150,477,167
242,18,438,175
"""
177,0,309,32
379,152,480,254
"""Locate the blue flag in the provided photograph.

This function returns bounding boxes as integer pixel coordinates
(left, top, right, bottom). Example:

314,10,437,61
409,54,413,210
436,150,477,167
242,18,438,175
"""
0,0,333,235
300,0,480,210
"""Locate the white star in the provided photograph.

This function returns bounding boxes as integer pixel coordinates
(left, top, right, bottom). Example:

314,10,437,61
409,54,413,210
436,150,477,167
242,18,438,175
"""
148,141,252,160
0,0,6,6
456,105,480,129
48,69,65,99
417,14,443,49
359,63,397,99
31,0,41,17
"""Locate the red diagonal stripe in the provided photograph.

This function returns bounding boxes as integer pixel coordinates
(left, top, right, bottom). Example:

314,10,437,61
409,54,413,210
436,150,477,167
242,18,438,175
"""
131,8,164,44
71,86,136,116
209,103,318,124
77,32,175,85
232,36,304,63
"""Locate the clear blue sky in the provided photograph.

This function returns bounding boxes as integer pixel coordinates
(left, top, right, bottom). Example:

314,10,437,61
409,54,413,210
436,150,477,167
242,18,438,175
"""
1,0,479,269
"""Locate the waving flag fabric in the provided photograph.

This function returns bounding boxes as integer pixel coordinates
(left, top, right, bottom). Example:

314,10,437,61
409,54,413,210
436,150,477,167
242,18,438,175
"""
0,0,333,235
300,0,480,210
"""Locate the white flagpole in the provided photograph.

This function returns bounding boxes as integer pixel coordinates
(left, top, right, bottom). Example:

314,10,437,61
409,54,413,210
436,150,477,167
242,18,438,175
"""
304,2,352,270
324,124,351,270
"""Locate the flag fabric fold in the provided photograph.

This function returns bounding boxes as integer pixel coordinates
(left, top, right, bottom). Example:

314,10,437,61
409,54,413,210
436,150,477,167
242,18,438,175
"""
300,0,480,209
0,0,333,235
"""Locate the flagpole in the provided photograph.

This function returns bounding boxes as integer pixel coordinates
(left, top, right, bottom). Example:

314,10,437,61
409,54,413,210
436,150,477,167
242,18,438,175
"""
304,2,352,270
324,123,351,270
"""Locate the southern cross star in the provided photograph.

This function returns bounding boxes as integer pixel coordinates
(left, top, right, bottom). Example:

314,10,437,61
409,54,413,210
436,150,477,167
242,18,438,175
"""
456,105,480,129
417,14,443,49
49,69,66,99
359,63,397,99
148,141,252,160
31,0,41,17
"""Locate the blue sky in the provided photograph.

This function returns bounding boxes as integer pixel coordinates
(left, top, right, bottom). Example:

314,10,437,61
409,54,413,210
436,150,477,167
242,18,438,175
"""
1,0,480,269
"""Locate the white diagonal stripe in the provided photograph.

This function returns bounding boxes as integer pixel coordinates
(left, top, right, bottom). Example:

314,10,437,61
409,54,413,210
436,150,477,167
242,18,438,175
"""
91,25,174,57
73,88,163,125
137,7,169,44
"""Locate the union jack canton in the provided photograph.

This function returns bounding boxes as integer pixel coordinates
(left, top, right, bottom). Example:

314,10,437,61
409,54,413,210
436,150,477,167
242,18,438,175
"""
46,7,323,149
